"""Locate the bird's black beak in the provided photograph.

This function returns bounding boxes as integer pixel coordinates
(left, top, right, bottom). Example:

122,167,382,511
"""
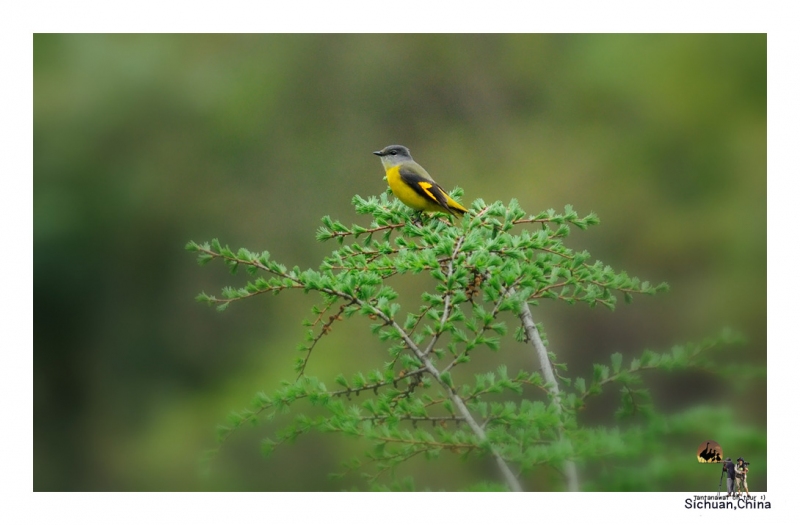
372,150,383,156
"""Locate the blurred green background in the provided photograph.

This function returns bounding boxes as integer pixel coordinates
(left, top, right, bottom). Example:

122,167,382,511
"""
34,34,766,491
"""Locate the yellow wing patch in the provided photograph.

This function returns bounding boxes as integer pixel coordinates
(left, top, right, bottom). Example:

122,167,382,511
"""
417,181,437,202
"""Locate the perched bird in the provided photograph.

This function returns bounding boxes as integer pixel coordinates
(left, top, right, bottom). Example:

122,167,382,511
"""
373,145,468,217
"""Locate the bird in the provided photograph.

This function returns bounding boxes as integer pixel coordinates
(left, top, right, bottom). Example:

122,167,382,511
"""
373,145,468,218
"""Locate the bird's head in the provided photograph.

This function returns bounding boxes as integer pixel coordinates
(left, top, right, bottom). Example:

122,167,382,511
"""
373,145,413,169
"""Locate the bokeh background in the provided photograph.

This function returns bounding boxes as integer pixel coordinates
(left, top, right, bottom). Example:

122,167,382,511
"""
34,34,766,491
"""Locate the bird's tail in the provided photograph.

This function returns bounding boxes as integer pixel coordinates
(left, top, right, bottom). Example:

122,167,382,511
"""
444,196,468,217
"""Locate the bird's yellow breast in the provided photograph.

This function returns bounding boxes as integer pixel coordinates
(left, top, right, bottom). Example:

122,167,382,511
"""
385,165,440,212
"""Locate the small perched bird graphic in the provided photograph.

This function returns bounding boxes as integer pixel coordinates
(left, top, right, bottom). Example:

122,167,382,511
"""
373,145,468,217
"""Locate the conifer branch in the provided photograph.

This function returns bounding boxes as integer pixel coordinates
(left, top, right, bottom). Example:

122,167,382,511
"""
343,283,525,491
423,236,464,357
186,197,743,492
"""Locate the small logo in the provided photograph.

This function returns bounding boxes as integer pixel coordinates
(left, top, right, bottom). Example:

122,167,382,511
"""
697,440,723,463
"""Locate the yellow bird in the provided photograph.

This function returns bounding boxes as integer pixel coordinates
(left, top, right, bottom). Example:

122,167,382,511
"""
373,145,468,217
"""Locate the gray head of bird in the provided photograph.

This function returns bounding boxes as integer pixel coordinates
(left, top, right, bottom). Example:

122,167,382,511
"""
373,144,413,169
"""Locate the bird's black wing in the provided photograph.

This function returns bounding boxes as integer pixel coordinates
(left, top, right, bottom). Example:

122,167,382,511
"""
398,167,453,210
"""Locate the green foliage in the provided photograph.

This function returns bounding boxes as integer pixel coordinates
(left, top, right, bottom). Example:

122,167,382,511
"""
189,195,747,491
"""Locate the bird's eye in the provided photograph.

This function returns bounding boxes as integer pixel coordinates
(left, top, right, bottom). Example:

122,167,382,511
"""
389,150,396,155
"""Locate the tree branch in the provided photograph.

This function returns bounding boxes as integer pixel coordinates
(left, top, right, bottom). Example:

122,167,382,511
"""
516,289,580,492
423,236,464,357
366,306,523,491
